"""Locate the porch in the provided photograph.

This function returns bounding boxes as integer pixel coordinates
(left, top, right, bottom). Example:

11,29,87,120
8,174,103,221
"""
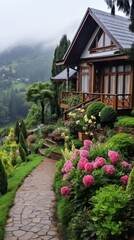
60,91,132,110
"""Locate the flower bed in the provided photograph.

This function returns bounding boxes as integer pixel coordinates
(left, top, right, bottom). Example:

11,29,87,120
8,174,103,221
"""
54,140,134,240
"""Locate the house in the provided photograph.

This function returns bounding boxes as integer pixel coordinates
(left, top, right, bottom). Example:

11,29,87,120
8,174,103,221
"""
52,7,134,114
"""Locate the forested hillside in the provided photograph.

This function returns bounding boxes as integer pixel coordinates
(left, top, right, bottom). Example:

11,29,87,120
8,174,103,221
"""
0,43,54,126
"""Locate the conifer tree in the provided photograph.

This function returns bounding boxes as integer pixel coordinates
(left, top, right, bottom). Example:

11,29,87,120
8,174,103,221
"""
0,159,8,195
19,145,27,162
20,120,27,140
14,120,20,143
19,132,28,156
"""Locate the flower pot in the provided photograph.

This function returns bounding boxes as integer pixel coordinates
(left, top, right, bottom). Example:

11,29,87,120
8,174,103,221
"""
78,132,89,141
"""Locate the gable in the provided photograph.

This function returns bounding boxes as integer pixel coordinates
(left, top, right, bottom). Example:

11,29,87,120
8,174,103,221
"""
57,8,134,66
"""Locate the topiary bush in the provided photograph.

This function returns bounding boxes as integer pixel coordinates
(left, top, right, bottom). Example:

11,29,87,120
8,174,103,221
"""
106,133,134,157
100,106,117,126
0,159,8,195
86,102,105,122
19,145,27,162
19,132,28,156
131,109,134,117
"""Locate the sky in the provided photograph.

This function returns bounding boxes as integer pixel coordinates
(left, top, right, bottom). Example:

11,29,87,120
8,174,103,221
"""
0,0,126,52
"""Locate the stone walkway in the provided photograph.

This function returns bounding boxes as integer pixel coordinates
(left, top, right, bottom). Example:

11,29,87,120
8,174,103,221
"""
4,158,61,240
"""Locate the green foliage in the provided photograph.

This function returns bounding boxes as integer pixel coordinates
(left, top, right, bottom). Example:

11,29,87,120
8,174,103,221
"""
100,106,117,125
19,132,28,156
0,160,7,195
14,120,20,143
86,102,105,121
115,117,134,128
106,133,134,157
57,197,74,227
25,104,41,129
31,138,44,153
19,145,27,162
20,120,27,139
0,127,10,139
51,34,70,76
91,185,130,240
66,95,82,108
131,109,134,117
127,167,134,199
71,139,83,149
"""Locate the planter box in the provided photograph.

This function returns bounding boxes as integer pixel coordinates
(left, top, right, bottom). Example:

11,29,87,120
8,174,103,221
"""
78,132,89,141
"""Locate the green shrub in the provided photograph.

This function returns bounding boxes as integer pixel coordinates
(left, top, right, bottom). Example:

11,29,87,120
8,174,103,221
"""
72,139,83,149
91,185,130,240
0,127,10,139
57,197,74,226
14,120,20,143
86,102,105,121
106,133,134,157
19,145,27,162
19,132,28,156
115,117,134,128
20,120,27,139
100,106,117,125
0,159,7,195
131,109,134,117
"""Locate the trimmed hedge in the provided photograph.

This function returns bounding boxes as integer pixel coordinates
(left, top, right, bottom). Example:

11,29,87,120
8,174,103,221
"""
100,106,117,125
86,102,105,121
115,117,134,128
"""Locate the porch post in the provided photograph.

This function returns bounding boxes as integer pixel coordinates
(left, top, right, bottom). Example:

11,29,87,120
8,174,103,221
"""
66,66,69,91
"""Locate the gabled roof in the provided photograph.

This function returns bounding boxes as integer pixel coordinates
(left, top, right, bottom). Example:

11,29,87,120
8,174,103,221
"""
57,7,134,65
51,68,76,82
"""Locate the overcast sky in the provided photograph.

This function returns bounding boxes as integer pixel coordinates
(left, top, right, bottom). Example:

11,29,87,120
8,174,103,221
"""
0,0,126,51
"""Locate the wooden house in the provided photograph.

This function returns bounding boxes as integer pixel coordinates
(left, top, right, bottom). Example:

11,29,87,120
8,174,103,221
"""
52,8,134,114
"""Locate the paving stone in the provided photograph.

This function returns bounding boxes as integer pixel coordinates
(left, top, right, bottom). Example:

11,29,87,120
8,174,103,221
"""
4,158,60,240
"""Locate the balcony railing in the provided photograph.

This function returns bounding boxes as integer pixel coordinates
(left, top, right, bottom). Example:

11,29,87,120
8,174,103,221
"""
60,91,132,110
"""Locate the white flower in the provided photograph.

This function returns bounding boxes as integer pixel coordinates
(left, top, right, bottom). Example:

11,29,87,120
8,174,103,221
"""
88,119,92,124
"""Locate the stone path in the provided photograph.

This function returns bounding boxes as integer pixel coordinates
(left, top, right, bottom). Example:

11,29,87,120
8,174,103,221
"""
4,158,61,240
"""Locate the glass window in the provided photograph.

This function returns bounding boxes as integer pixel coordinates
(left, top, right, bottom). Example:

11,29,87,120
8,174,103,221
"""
82,74,89,92
125,75,130,95
81,68,88,73
98,33,103,48
125,65,131,72
110,75,115,95
103,76,108,94
111,66,116,73
104,67,109,73
117,66,123,72
105,34,111,46
117,75,123,99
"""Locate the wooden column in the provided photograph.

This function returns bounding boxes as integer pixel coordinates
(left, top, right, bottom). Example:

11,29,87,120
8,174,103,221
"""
66,66,69,91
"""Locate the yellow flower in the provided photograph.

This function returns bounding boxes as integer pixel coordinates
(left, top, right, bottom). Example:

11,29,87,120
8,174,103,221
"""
80,109,85,113
76,120,80,125
84,114,88,122
99,112,101,117
90,132,94,136
85,132,88,135
91,115,96,120
88,119,92,124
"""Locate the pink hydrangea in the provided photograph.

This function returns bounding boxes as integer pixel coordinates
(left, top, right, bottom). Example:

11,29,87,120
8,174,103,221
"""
61,167,65,173
120,175,129,185
84,140,92,149
64,160,75,173
63,174,68,179
95,157,106,168
84,162,94,172
80,150,89,158
103,165,115,175
78,158,88,170
71,150,80,160
61,186,71,197
121,161,132,169
83,175,94,187
108,150,120,164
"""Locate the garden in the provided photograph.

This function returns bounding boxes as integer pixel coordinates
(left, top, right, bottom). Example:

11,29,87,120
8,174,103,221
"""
0,100,134,240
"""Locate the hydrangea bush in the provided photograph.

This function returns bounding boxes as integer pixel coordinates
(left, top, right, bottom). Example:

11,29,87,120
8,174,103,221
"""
55,140,133,240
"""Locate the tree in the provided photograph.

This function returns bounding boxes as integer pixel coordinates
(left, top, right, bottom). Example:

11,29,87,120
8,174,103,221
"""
14,120,20,143
51,34,70,77
26,82,53,124
0,159,7,195
20,120,27,140
105,0,134,31
51,35,70,117
19,132,28,156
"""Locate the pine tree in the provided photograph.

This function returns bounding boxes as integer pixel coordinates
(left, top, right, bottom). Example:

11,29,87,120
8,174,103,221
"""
19,132,28,156
0,159,8,195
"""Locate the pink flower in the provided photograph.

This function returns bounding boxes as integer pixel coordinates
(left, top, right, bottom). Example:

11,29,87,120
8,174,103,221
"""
78,158,88,170
103,165,115,175
83,175,94,187
108,150,120,164
61,186,71,197
121,161,132,169
63,174,68,179
95,157,106,168
80,150,89,158
120,175,129,185
84,140,92,149
71,150,80,160
61,167,65,173
84,162,94,172
64,160,75,173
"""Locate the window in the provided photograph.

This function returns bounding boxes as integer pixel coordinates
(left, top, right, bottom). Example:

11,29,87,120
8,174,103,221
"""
80,67,89,92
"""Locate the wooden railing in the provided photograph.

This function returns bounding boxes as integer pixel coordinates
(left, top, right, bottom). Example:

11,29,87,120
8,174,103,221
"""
60,91,132,110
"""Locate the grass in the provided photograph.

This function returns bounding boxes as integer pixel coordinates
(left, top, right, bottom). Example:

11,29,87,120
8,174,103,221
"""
0,154,44,240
